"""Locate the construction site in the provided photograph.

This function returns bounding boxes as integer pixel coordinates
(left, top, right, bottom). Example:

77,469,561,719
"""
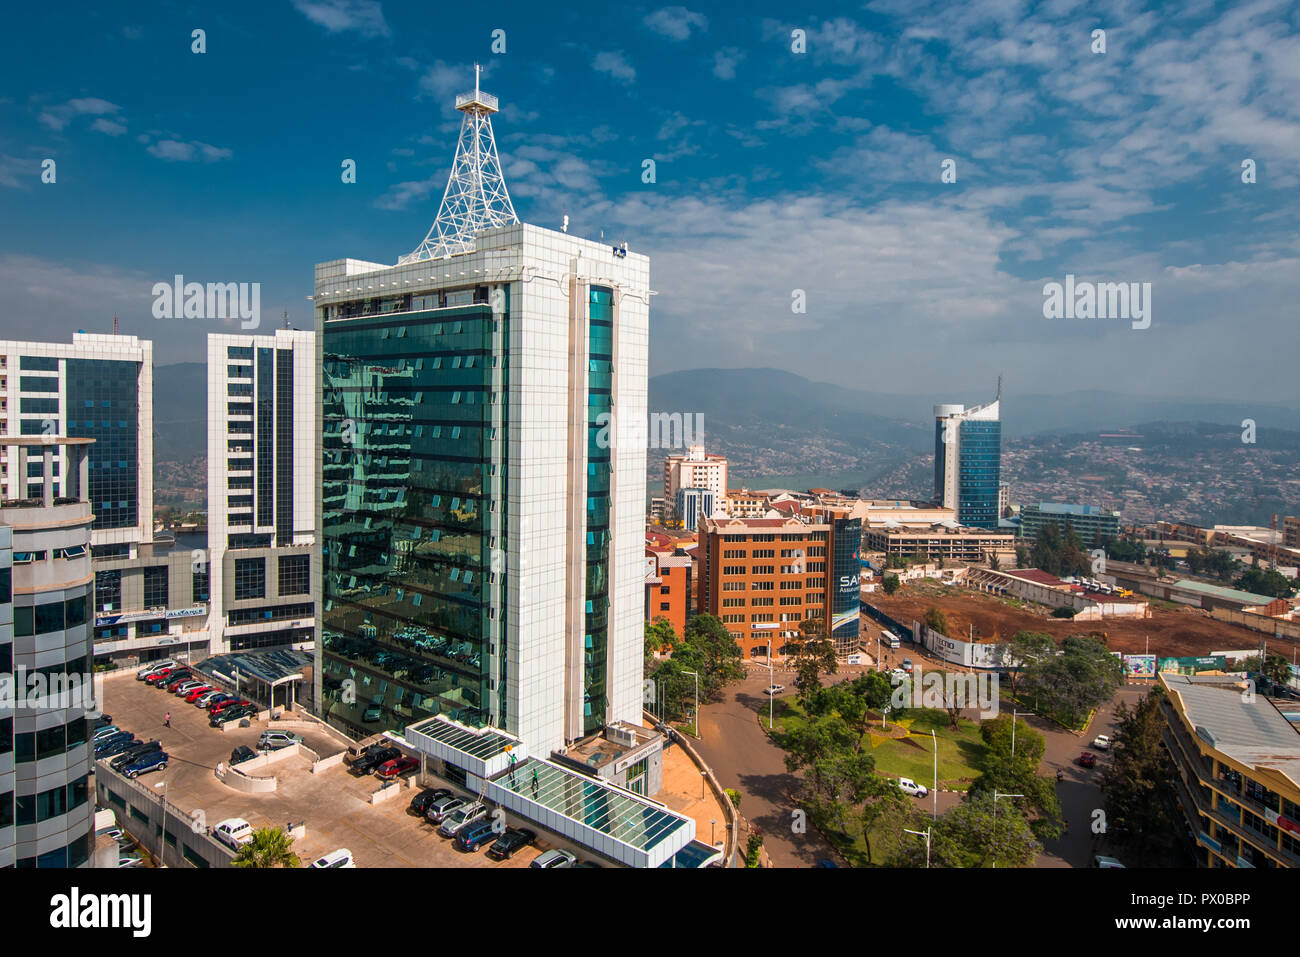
869,576,1297,661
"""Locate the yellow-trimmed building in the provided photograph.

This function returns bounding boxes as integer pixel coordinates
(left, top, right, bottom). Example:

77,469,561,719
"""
1159,673,1300,868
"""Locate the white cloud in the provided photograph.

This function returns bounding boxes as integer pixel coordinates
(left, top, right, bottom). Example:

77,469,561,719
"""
644,7,708,41
90,118,127,136
374,174,441,211
38,97,120,132
290,0,389,38
145,139,232,162
713,48,742,80
592,51,636,83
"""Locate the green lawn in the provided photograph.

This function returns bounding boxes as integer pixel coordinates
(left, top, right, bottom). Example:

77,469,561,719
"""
771,698,985,789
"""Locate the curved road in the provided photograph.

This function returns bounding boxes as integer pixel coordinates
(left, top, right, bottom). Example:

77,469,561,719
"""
692,653,1151,868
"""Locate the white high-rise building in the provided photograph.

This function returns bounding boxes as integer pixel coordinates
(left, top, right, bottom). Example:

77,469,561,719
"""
206,330,319,654
663,445,727,524
314,80,649,756
0,333,153,558
934,395,1002,530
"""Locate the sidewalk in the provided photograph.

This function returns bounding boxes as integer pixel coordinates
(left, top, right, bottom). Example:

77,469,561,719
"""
653,733,730,851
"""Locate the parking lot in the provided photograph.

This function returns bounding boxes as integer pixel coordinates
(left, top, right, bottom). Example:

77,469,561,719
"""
100,669,543,868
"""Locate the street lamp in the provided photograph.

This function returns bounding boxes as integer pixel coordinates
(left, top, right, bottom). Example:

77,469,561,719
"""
992,789,1023,869
153,780,168,869
930,729,938,820
882,704,891,731
903,825,931,868
682,671,700,739
700,769,707,800
1011,709,1034,759
767,639,774,730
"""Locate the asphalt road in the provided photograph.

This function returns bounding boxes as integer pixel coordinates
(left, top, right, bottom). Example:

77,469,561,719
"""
693,647,1151,868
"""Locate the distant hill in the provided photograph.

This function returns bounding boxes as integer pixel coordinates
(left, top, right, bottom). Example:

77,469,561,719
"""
148,361,1300,492
153,362,206,462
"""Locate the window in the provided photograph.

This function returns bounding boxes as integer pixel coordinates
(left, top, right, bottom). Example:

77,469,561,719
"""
94,566,120,613
193,567,210,602
751,565,775,575
234,557,266,600
143,565,169,608
278,554,310,595
34,600,65,634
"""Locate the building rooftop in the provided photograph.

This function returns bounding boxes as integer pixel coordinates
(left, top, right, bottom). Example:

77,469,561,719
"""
1172,579,1281,606
1162,674,1300,789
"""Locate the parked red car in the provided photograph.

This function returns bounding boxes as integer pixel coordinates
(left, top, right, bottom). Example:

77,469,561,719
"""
144,668,177,685
1077,751,1097,768
374,756,420,779
163,675,196,692
183,686,214,703
209,698,252,715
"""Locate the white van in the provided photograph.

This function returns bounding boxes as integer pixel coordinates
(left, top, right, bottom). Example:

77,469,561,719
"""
884,631,901,650
212,818,254,849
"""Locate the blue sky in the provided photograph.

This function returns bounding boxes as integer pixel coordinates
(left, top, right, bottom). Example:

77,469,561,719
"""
2,0,1298,403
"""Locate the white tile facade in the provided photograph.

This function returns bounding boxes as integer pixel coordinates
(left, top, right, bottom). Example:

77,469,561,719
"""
314,223,649,755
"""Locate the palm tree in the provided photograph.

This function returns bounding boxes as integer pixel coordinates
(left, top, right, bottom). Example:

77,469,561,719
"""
231,826,301,868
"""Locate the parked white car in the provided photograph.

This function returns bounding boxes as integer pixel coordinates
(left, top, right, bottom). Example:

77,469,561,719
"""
763,684,785,696
1092,734,1112,750
212,818,254,849
137,660,177,680
310,848,356,868
898,777,929,798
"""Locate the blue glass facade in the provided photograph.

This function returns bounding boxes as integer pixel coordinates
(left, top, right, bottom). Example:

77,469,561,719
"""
957,419,1001,529
584,286,613,735
319,301,505,738
65,359,139,532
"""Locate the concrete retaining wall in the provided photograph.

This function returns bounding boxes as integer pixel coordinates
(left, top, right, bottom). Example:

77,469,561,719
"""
646,710,737,867
96,765,234,868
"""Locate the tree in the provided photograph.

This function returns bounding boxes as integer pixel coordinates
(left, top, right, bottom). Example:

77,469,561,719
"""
986,550,1001,571
970,714,1062,841
671,613,746,701
645,617,677,668
232,826,301,868
1240,652,1293,686
858,774,916,865
1099,690,1180,865
1014,543,1030,568
1018,634,1123,728
922,606,948,635
1234,567,1296,599
882,573,901,595
991,631,1056,699
790,616,837,706
894,790,1038,868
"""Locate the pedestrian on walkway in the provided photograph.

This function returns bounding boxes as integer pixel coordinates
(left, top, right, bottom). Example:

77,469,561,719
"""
164,712,170,727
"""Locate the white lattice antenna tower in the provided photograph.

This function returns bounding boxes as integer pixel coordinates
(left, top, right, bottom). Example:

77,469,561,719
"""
399,64,519,264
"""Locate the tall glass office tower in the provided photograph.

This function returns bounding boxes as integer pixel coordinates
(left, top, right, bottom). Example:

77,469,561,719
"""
934,396,1002,530
0,334,153,559
314,77,649,755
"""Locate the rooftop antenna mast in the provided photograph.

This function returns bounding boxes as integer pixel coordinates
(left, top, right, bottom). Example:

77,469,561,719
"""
113,313,118,335
399,63,519,264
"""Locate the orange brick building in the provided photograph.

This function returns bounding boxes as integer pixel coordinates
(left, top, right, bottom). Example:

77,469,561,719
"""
697,516,837,659
645,547,692,639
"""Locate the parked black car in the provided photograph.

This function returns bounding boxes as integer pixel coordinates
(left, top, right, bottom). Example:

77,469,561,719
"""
97,736,140,758
92,714,113,729
486,827,537,861
109,740,162,771
209,704,257,727
351,746,400,775
230,745,257,765
93,732,135,755
410,788,454,816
